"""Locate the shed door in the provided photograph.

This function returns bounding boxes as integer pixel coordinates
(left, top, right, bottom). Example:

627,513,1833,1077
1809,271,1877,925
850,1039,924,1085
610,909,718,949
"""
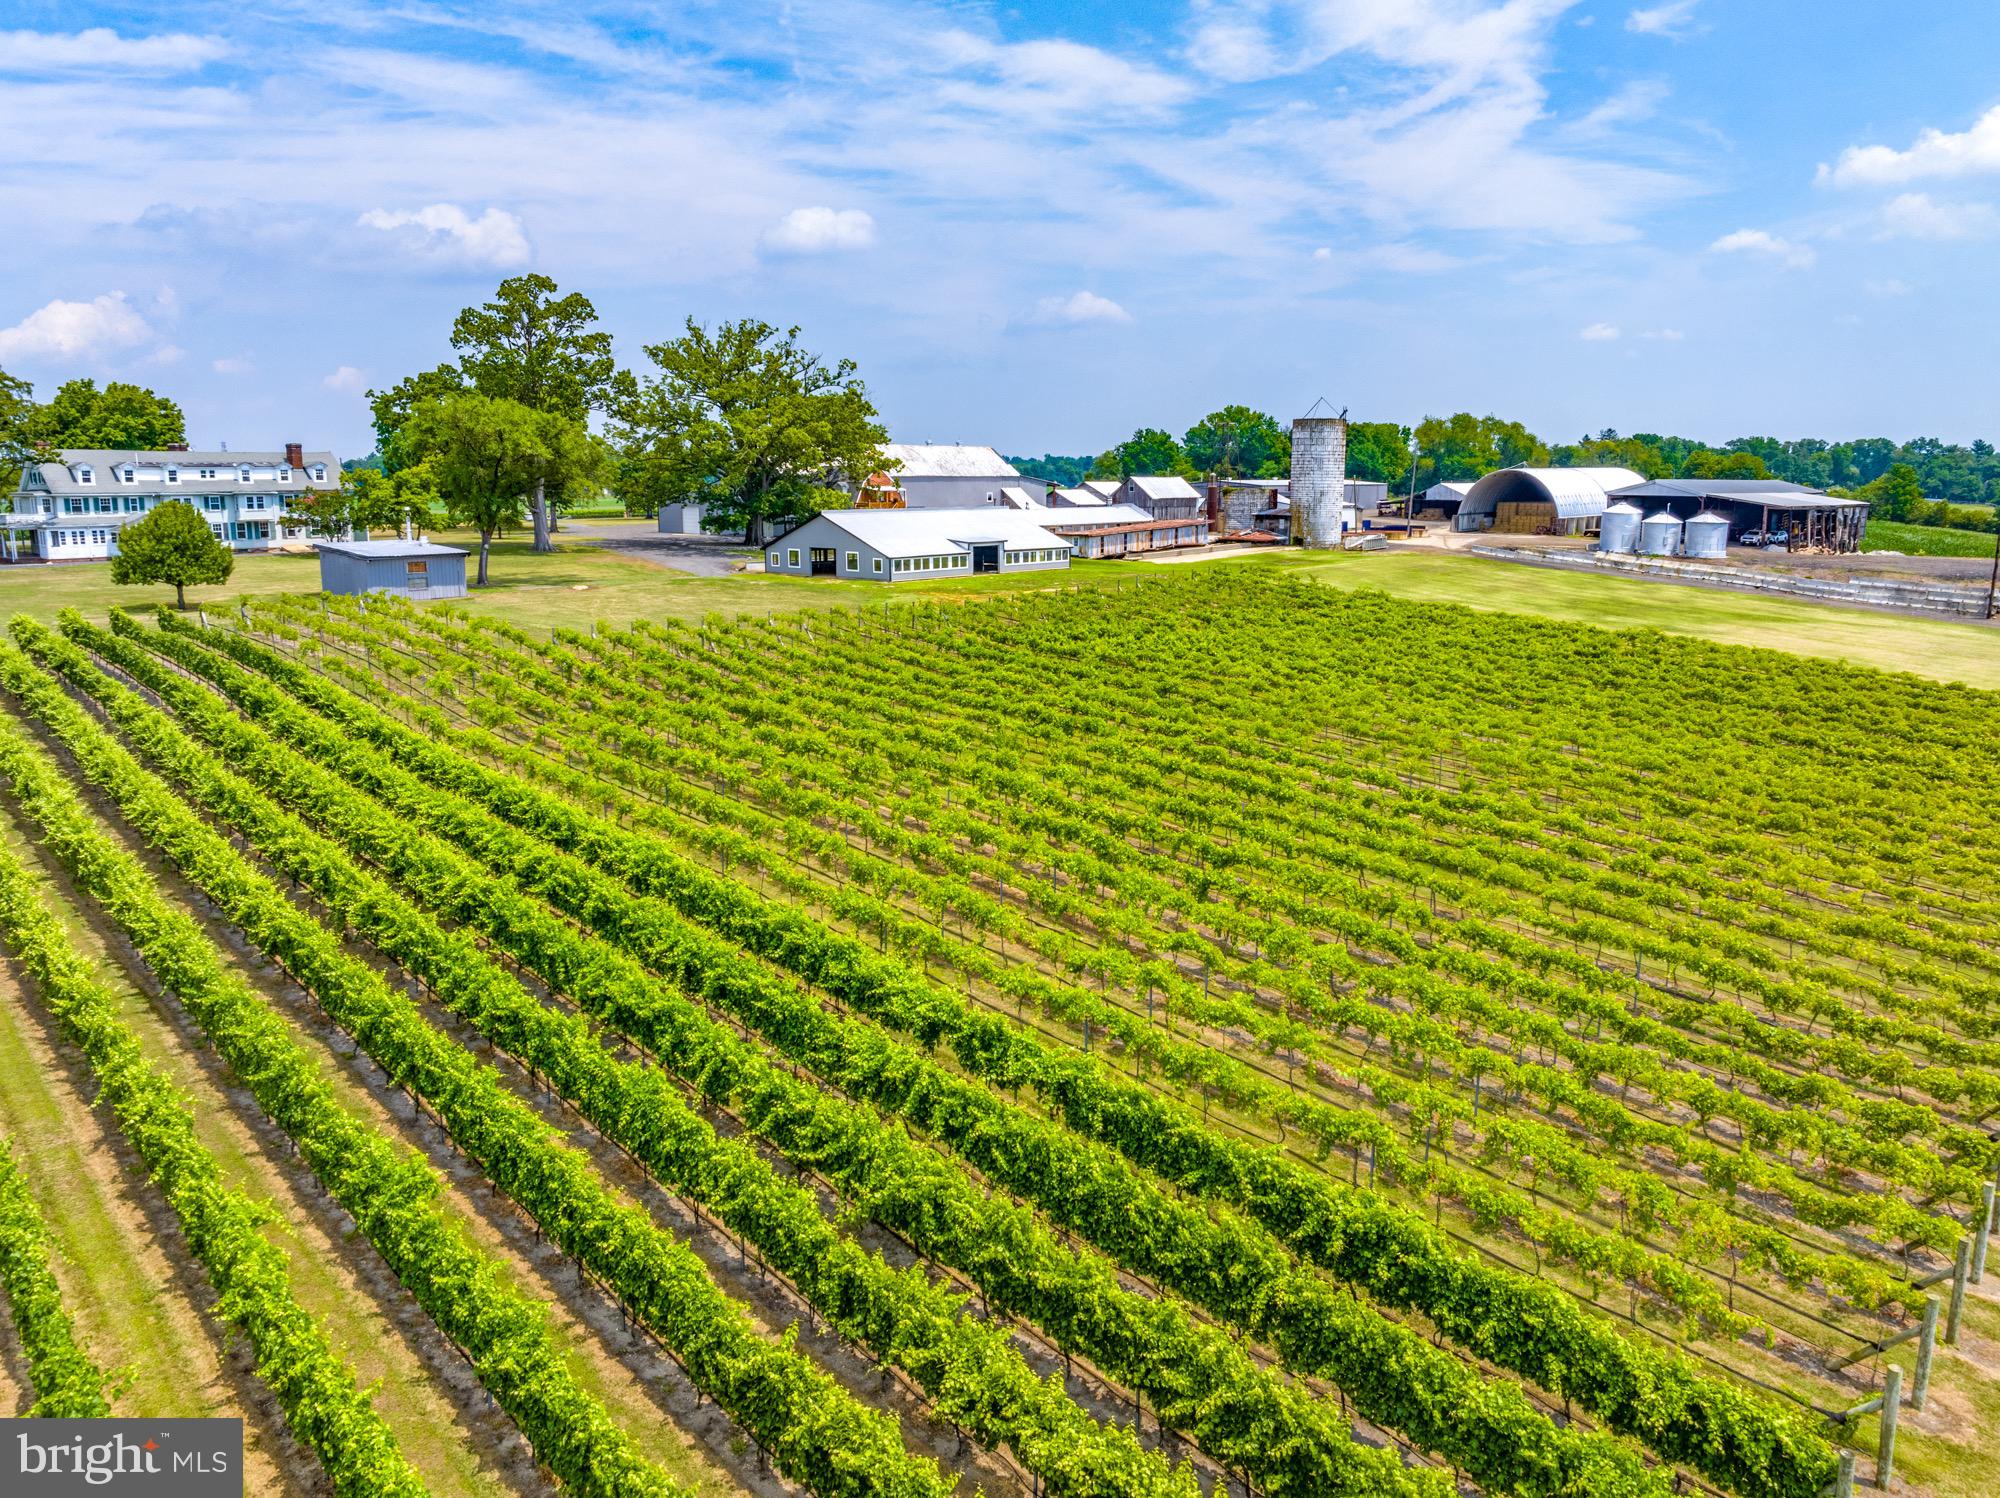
810,547,837,576
405,559,429,591
972,544,1000,573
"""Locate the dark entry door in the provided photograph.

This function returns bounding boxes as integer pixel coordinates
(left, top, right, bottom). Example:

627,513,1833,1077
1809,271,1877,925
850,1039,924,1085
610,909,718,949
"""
810,547,837,576
972,544,1000,573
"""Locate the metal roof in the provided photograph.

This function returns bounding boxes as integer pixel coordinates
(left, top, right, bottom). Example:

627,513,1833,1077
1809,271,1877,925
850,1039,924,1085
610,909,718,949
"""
1459,466,1646,521
776,507,1071,559
25,448,342,496
313,539,468,559
878,443,1020,479
1080,480,1122,499
1126,474,1202,501
1612,478,1867,508
1048,487,1107,507
1043,504,1155,529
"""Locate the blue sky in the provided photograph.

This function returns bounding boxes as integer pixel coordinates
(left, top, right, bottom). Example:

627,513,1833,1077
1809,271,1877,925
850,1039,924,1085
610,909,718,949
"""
3,0,1997,460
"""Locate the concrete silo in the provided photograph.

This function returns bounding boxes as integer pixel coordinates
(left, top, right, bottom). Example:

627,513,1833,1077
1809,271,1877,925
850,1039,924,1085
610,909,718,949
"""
1682,510,1729,559
1290,406,1349,549
1639,511,1683,556
1598,501,1643,554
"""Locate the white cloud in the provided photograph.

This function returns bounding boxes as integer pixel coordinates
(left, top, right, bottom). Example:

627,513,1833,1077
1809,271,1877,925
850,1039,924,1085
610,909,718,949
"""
1819,105,2000,187
1865,277,1913,298
1626,2,1700,37
323,365,366,392
1567,80,1669,137
356,204,530,268
0,28,227,72
1579,322,1621,341
1709,228,1816,268
0,292,152,361
1875,192,1998,240
1030,291,1132,326
763,206,877,254
212,356,253,375
1312,246,1334,261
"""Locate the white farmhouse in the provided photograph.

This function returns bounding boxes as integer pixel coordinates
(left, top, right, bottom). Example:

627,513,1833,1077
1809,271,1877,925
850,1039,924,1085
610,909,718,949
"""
764,507,1072,581
4,444,341,562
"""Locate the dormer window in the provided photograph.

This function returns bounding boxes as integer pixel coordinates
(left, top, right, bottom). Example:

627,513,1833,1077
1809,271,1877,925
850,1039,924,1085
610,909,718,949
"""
166,467,178,483
121,466,135,483
278,466,292,481
76,466,93,484
311,465,326,481
238,466,251,483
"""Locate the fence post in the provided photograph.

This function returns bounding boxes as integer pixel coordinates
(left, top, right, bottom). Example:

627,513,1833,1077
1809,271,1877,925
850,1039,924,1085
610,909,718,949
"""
1912,1296,1939,1410
1831,1450,1856,1498
1876,1367,1901,1490
1975,1181,1997,1284
1947,1238,1971,1346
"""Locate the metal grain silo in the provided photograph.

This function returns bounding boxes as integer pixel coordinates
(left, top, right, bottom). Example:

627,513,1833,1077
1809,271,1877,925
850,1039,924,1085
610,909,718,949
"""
1682,510,1729,560
1638,511,1683,556
1598,501,1642,554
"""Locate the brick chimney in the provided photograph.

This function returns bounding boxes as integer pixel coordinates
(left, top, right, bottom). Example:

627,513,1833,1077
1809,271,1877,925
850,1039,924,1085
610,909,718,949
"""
284,442,304,468
165,441,188,452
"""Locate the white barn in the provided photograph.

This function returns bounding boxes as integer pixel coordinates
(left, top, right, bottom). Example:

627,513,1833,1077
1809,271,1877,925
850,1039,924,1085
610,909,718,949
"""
764,508,1072,582
872,445,1025,509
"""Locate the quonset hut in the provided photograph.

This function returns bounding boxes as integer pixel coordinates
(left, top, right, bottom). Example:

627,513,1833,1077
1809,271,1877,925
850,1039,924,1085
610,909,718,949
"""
1455,467,1645,536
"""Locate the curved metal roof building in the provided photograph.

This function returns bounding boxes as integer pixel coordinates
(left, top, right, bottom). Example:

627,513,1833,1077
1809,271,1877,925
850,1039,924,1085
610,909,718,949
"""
1457,467,1647,526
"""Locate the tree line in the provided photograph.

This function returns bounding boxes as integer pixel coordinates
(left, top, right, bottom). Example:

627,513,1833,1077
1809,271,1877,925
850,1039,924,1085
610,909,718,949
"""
4,277,891,588
1014,410,2000,533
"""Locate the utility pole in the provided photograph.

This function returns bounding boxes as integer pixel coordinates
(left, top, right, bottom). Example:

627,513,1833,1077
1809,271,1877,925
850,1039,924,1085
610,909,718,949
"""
1986,522,1999,619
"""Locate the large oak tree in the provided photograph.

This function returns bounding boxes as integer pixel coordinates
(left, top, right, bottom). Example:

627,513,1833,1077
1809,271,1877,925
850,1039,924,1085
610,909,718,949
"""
611,319,886,545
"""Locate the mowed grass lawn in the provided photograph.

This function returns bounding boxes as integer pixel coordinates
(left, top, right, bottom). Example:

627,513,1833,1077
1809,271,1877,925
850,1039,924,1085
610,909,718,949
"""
2,522,1993,689
1263,548,2000,689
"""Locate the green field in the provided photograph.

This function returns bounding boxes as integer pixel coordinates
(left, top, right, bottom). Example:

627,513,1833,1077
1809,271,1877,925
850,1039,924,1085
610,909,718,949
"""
1863,519,2000,557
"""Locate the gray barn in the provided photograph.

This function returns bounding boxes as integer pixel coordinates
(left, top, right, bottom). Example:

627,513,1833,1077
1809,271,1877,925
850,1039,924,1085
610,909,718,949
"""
315,539,469,599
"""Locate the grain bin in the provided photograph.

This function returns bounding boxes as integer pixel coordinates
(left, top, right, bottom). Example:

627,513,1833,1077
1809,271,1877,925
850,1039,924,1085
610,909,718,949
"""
1682,510,1729,560
1638,511,1683,557
1598,501,1642,554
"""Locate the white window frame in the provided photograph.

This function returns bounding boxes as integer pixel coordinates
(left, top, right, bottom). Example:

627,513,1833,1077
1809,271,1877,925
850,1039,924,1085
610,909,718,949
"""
311,464,326,481
238,466,252,483
767,550,780,567
209,523,226,542
121,466,135,483
845,550,859,572
76,466,93,484
278,466,292,482
204,495,226,512
873,557,883,574
165,467,178,483
787,548,800,568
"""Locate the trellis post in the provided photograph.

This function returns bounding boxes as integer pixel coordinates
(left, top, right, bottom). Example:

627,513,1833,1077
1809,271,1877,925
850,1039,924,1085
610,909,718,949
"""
1911,1295,1939,1410
1973,1180,1997,1284
1876,1367,1900,1490
1946,1238,1971,1346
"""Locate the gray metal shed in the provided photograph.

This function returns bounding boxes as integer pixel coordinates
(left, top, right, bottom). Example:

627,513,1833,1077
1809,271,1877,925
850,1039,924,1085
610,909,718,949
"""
314,539,469,599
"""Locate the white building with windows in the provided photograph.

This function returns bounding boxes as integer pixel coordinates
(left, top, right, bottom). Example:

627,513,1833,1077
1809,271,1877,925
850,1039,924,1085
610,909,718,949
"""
764,507,1072,582
3,444,341,562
